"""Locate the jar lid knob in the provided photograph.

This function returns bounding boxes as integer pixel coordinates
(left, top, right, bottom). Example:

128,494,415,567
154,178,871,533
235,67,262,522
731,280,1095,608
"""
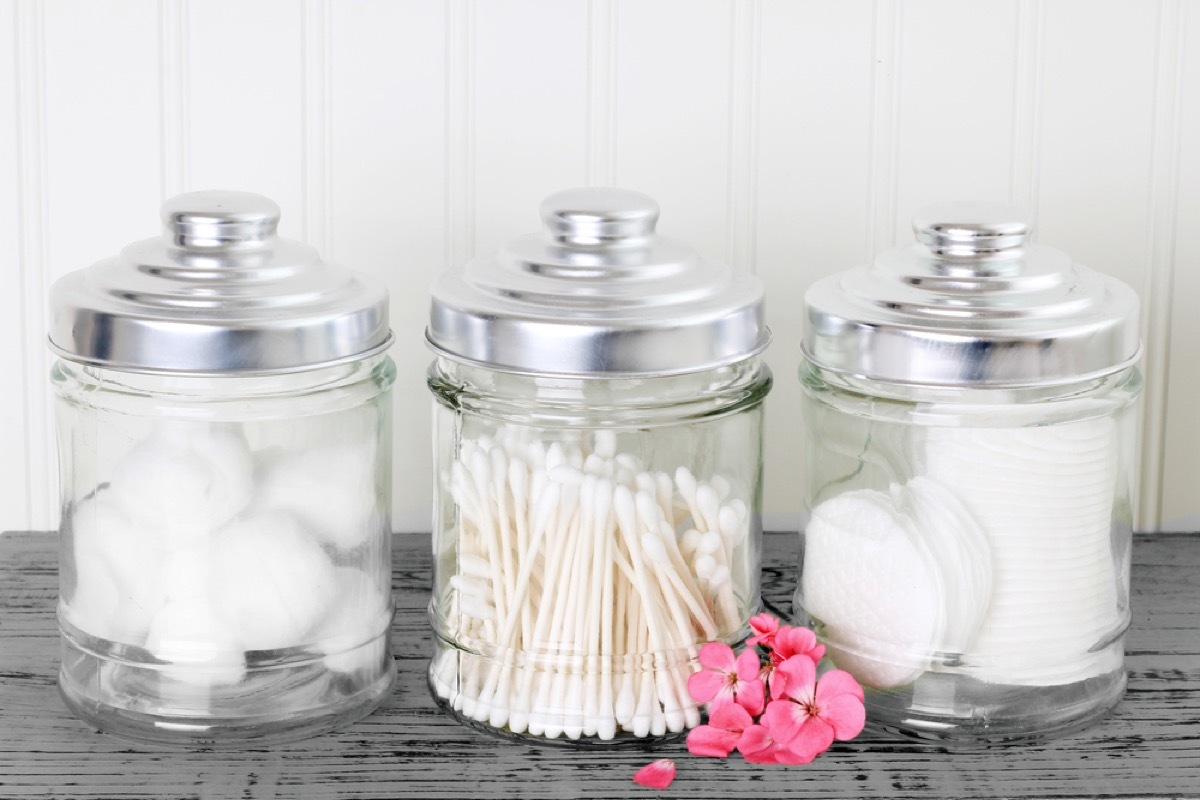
912,202,1031,258
540,187,659,247
162,190,281,250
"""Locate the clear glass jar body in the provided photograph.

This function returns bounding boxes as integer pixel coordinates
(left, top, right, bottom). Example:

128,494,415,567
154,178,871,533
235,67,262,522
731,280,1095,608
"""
52,354,396,746
427,357,771,744
796,361,1142,744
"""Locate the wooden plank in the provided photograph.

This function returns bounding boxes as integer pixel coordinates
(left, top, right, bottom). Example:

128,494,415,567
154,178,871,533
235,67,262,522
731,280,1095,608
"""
0,531,1197,799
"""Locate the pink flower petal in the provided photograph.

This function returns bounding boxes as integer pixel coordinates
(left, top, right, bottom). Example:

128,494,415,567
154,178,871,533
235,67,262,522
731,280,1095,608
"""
762,698,806,744
815,668,865,703
708,699,753,732
735,678,766,717
735,648,762,681
775,626,825,665
784,714,836,763
775,655,817,702
737,723,780,764
773,742,821,765
687,667,727,704
819,692,867,741
747,613,779,646
742,744,780,765
697,641,737,672
633,759,676,789
686,724,742,758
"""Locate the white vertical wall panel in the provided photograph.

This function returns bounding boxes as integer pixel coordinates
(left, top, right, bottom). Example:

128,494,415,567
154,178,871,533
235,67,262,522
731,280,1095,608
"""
614,0,732,258
188,0,306,238
329,0,446,531
756,0,876,525
1034,0,1162,528
1162,1,1200,531
891,0,1020,241
472,0,590,256
1,2,31,528
36,1,163,528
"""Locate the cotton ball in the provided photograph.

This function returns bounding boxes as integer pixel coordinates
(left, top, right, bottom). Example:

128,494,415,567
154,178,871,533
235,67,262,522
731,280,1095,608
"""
146,597,247,688
108,423,253,543
211,512,337,651
70,494,167,643
255,440,382,550
314,566,393,674
64,550,121,641
160,543,215,603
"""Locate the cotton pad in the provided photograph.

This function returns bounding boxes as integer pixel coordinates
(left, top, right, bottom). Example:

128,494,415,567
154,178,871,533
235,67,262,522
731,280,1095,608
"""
802,478,991,689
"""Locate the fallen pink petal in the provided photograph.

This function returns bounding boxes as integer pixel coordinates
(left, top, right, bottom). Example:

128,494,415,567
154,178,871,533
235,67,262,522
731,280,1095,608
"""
633,759,677,789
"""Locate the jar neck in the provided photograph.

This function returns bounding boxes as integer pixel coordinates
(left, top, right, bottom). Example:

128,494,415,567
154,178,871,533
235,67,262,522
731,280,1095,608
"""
54,353,396,401
801,360,1142,407
429,357,772,427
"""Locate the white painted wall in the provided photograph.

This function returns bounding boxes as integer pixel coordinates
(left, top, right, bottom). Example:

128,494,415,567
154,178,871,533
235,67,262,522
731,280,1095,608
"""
2,0,1196,533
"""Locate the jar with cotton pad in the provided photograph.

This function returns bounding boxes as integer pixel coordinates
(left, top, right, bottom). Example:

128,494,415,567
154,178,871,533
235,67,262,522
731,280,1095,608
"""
797,202,1141,744
425,187,772,743
48,191,396,745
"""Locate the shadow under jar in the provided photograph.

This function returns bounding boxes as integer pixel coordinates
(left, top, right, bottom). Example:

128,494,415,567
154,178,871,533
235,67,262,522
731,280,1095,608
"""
425,188,772,744
48,192,396,746
796,203,1142,745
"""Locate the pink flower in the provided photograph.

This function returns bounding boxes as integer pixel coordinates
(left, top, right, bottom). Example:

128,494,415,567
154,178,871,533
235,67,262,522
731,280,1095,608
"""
633,759,676,789
762,656,865,764
768,626,826,699
686,701,753,758
746,612,780,647
687,641,765,716
736,724,783,764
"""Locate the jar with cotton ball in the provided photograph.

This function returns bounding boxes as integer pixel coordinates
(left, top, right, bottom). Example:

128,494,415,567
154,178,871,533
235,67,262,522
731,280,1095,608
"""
797,202,1141,743
426,188,772,743
48,191,396,745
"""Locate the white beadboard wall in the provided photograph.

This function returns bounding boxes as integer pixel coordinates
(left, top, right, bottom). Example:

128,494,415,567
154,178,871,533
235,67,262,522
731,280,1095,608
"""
2,0,1197,534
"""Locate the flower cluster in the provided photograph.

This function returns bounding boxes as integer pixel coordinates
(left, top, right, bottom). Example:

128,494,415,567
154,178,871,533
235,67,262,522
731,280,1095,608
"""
633,614,866,787
686,613,865,764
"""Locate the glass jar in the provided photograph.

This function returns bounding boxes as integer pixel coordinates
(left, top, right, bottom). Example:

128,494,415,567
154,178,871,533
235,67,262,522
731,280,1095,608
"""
424,188,772,743
48,192,396,745
796,203,1142,744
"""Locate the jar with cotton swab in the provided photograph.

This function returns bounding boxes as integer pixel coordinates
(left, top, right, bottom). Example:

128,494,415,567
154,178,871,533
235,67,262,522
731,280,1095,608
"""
425,188,772,743
48,191,396,745
797,203,1141,744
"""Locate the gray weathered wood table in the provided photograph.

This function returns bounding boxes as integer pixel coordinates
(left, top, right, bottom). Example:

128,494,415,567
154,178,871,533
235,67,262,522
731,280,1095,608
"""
1,531,1197,800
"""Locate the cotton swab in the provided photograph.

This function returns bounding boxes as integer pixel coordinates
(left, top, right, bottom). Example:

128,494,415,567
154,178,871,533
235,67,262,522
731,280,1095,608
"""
432,424,755,741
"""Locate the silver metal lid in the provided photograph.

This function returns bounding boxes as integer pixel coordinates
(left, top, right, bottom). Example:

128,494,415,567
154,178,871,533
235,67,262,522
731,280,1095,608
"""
426,187,769,376
802,202,1141,387
48,191,391,374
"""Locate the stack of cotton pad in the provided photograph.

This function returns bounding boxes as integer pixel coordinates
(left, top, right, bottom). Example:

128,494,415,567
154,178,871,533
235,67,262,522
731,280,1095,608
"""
922,418,1121,685
802,477,992,688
